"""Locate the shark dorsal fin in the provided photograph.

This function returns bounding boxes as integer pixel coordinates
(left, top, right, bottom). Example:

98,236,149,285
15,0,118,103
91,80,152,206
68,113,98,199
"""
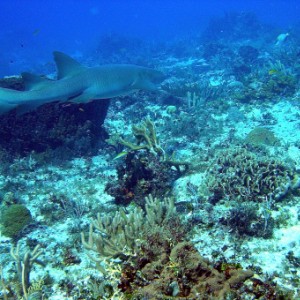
53,51,85,79
21,72,51,91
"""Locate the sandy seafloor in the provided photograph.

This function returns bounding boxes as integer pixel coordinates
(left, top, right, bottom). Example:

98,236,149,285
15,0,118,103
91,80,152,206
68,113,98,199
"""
0,51,300,298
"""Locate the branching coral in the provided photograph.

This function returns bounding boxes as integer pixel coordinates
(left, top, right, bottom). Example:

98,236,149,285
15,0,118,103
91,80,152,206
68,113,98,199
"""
119,117,165,158
106,118,189,205
81,206,145,261
115,117,189,172
81,195,176,262
10,244,44,299
145,193,176,226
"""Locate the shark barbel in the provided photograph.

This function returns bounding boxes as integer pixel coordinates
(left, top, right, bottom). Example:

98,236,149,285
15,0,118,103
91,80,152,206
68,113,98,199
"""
0,51,165,115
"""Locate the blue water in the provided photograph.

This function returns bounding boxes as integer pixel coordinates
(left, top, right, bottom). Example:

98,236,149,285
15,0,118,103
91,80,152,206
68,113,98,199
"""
0,0,299,77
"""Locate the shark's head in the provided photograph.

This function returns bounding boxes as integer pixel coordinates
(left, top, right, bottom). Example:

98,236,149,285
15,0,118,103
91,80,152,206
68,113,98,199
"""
134,67,166,91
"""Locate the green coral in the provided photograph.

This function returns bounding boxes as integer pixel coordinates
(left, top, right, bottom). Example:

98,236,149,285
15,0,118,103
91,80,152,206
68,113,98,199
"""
0,204,32,238
119,117,165,157
263,72,296,97
114,118,189,173
234,70,297,102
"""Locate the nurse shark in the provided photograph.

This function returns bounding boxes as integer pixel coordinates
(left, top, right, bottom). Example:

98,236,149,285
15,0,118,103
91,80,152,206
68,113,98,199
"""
0,51,165,115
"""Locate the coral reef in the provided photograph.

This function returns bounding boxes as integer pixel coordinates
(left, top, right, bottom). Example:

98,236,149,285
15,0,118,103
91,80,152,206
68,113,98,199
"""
10,244,44,299
81,195,177,260
81,195,273,299
106,151,181,206
1,9,300,299
124,242,255,299
245,127,280,146
238,45,259,64
207,147,299,203
0,204,32,239
220,202,275,238
0,76,110,159
233,68,297,102
202,147,300,238
106,118,188,206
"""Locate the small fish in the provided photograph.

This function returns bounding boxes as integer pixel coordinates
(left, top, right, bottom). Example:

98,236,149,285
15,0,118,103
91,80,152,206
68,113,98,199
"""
113,151,128,160
275,33,289,46
268,69,279,75
33,29,40,36
62,103,72,108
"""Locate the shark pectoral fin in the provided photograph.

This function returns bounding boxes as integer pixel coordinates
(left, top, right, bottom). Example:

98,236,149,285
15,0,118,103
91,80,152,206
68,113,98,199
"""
21,72,52,91
68,91,95,104
53,51,86,79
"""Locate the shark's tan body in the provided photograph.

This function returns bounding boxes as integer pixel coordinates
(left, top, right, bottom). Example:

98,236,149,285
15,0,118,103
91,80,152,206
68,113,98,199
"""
0,52,165,115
